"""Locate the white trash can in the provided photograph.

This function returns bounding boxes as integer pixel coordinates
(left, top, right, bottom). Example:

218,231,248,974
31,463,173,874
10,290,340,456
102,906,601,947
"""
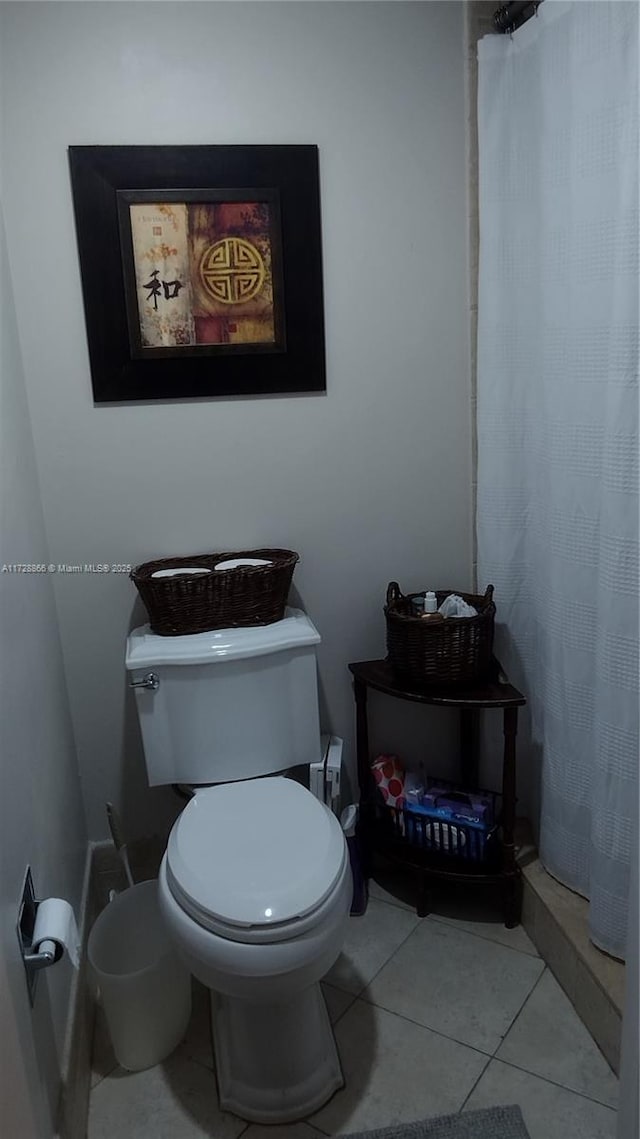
88,880,192,1071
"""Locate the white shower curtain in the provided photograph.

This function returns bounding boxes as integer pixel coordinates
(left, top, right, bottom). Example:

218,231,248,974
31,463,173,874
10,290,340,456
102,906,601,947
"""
476,0,638,957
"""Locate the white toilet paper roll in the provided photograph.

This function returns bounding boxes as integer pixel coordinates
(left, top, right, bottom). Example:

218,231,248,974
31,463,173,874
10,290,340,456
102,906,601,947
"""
213,558,272,570
32,898,80,969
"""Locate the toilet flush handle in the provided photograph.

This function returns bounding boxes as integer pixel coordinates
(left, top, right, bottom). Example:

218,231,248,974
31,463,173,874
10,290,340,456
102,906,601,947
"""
129,671,159,691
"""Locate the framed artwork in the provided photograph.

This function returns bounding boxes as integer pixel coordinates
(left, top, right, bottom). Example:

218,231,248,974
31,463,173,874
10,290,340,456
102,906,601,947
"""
68,146,326,403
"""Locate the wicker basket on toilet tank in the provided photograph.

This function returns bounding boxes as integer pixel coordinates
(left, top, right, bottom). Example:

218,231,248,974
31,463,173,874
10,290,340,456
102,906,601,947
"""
384,582,495,686
131,548,299,636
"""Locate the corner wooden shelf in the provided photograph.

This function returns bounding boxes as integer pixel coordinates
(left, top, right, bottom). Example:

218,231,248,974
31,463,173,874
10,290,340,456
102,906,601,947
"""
348,658,527,927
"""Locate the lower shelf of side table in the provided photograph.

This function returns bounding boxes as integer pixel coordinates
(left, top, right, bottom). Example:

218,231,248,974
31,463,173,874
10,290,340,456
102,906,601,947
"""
361,815,522,927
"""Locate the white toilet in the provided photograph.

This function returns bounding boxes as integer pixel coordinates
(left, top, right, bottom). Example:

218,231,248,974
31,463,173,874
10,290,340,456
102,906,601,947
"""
125,609,351,1123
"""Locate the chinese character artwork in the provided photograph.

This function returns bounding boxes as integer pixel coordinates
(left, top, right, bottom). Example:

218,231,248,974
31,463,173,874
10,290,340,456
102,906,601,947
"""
129,200,277,350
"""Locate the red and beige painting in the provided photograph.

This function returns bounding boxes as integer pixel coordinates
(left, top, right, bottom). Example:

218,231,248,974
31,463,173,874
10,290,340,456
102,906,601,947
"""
129,201,276,349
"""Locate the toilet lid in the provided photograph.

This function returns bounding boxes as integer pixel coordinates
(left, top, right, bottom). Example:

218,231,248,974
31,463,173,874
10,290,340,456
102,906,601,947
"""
165,778,346,936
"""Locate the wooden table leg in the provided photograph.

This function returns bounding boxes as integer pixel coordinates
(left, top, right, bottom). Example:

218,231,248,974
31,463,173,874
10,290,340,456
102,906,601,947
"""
417,874,432,918
502,705,521,927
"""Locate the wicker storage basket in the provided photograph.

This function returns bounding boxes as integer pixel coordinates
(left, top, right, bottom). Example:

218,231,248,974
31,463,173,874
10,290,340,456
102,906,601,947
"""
131,548,299,636
385,582,495,686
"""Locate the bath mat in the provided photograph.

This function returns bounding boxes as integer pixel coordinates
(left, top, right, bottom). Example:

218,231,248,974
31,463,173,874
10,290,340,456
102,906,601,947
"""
341,1105,530,1139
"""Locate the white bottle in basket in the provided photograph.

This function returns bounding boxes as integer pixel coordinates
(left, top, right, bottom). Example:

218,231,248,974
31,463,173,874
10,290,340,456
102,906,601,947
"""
421,591,444,622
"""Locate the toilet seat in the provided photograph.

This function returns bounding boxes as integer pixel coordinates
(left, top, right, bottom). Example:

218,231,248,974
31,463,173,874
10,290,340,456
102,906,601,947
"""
166,777,347,945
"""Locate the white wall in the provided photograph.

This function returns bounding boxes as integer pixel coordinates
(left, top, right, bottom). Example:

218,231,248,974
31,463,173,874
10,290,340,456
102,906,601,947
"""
1,1,471,842
0,114,87,1136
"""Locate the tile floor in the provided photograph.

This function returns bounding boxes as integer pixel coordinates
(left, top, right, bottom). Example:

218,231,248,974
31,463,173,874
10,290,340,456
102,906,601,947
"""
88,872,618,1139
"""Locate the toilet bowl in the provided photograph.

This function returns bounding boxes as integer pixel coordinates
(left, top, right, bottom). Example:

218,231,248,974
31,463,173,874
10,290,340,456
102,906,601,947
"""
157,776,352,1122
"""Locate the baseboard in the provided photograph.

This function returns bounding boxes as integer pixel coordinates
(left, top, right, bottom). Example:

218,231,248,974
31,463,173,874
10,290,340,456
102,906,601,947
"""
56,842,96,1139
521,858,624,1074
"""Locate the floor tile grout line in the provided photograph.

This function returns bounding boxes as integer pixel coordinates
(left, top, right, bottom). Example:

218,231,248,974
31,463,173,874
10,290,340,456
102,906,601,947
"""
457,1051,493,1113
90,1062,125,1093
307,1121,333,1137
331,905,422,1003
355,908,423,993
491,964,548,1059
493,955,619,1084
494,1054,619,1111
363,894,420,923
329,991,358,1028
427,913,541,959
457,1023,619,1117
367,888,416,916
90,1060,119,1090
183,1053,216,1075
354,991,495,1060
573,1009,621,1076
95,1056,124,1081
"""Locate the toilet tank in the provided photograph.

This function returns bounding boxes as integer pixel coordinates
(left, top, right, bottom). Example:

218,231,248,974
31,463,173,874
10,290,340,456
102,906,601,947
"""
125,608,322,787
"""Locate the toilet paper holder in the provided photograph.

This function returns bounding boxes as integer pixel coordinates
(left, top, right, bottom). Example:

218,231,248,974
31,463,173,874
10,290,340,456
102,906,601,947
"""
18,867,62,1005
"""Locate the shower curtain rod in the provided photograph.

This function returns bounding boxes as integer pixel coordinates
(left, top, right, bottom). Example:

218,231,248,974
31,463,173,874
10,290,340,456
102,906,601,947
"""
493,1,542,34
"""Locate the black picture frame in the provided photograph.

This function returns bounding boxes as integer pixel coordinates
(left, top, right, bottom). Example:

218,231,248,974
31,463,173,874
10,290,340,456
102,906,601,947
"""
68,146,326,403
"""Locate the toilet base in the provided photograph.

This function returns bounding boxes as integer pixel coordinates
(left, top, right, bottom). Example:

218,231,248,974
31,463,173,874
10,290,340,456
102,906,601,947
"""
211,983,344,1123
